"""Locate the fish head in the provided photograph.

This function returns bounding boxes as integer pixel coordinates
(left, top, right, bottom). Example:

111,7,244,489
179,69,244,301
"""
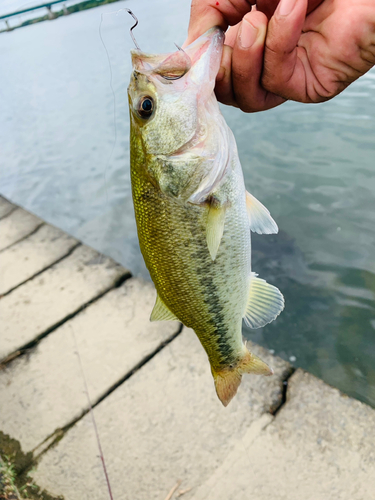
128,27,224,158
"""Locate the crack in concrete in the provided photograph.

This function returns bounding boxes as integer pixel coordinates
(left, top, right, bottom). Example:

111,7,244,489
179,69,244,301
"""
269,366,296,417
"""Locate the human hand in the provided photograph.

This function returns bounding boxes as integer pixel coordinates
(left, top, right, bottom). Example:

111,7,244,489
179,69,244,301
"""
261,0,375,103
186,0,375,110
185,0,286,111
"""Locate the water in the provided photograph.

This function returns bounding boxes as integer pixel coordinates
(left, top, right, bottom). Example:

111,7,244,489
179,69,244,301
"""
1,0,375,407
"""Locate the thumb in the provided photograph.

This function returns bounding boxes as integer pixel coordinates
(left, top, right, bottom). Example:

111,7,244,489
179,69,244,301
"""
185,0,256,46
185,2,227,46
262,0,309,101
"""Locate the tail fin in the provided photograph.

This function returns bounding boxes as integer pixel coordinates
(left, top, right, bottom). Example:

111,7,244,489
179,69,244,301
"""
213,348,273,407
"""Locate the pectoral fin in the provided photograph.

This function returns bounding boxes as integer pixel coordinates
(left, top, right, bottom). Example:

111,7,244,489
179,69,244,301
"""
246,191,278,234
150,294,178,322
244,273,284,328
206,204,226,261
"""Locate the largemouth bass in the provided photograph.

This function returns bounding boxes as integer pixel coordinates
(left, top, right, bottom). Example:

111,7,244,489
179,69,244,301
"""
128,27,284,406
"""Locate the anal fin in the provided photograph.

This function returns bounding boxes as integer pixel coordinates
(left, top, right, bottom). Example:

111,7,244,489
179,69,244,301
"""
150,294,179,322
246,191,278,234
244,273,284,329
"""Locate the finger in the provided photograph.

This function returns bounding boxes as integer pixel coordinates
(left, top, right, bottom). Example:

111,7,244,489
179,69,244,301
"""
215,44,238,107
224,22,241,48
256,0,279,18
257,0,323,19
230,10,285,111
213,24,240,105
185,0,256,46
262,0,311,102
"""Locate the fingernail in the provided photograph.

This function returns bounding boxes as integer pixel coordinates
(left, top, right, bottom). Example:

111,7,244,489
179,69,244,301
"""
216,66,225,82
278,0,298,16
239,20,258,49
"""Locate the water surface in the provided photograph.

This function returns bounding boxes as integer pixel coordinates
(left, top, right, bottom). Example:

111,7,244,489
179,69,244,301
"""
1,0,374,406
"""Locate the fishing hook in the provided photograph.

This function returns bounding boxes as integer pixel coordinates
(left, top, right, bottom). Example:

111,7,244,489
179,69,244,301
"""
126,10,189,80
162,44,190,81
125,8,140,50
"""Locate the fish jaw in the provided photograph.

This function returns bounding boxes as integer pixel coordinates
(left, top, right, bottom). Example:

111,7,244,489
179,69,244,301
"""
212,346,274,407
183,27,224,102
130,27,224,98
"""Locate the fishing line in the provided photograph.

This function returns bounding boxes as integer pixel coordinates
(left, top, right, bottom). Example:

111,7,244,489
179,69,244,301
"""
71,326,114,500
98,8,135,266
98,10,119,214
98,8,139,189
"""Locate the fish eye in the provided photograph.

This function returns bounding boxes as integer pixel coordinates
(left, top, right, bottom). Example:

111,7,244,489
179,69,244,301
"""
137,96,154,119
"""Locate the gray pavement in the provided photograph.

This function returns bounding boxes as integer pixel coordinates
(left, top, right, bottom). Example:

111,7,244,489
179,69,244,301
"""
0,207,43,251
0,196,16,219
0,244,127,361
33,330,290,500
1,197,374,500
0,224,79,295
0,278,180,452
194,370,375,500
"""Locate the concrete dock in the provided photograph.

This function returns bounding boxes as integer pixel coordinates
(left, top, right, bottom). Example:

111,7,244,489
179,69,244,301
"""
1,195,374,500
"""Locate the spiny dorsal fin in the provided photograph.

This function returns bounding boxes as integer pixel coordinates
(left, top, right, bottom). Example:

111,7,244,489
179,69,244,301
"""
246,191,278,234
206,204,226,261
244,273,284,328
150,294,178,322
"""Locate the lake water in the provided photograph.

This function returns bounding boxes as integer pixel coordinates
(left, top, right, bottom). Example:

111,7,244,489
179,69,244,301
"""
1,0,375,407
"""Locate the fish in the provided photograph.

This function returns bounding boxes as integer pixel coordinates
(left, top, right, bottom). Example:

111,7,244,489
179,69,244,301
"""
127,27,284,406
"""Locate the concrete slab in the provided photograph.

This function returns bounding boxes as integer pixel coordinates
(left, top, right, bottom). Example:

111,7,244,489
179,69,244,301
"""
0,196,15,219
0,278,180,452
193,369,375,500
0,208,43,251
33,329,290,500
0,224,79,295
0,245,128,361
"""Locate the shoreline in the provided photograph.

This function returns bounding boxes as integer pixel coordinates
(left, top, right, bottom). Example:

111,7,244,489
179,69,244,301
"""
0,0,122,34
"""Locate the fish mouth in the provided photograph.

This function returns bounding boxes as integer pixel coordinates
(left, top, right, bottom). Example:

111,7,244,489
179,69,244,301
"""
130,27,224,86
183,27,224,84
131,48,192,81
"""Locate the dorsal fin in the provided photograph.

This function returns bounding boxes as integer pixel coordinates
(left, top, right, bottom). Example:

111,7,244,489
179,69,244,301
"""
246,191,278,234
244,273,284,328
150,294,179,322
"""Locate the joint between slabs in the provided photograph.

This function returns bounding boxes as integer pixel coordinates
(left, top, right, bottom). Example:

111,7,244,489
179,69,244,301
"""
0,270,132,368
31,323,183,461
